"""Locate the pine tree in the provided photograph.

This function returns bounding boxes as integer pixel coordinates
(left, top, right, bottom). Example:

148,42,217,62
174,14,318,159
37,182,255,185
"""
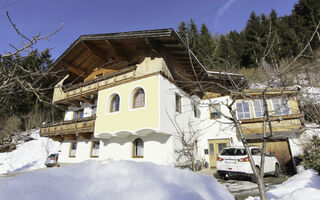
178,21,188,43
302,135,320,175
198,23,215,68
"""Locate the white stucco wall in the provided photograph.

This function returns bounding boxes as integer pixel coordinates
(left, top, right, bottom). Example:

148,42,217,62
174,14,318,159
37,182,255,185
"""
196,96,242,166
58,134,174,165
159,75,195,135
58,139,95,163
64,103,96,121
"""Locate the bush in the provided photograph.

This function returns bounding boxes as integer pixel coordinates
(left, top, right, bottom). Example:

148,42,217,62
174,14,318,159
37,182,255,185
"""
302,135,320,175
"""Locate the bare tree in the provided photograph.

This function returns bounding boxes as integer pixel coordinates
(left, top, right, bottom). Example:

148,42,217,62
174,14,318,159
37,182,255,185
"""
0,11,63,106
178,19,320,200
0,11,63,144
167,111,202,171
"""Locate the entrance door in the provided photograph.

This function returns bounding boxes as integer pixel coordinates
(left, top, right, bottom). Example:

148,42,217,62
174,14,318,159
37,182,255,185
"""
208,139,230,168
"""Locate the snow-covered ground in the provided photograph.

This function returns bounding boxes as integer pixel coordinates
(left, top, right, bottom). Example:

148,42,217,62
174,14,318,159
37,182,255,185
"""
0,160,234,200
246,169,320,200
0,129,60,174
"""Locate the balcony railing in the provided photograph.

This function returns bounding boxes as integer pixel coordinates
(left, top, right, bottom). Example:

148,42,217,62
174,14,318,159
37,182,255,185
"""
239,113,305,139
53,66,137,103
40,115,96,137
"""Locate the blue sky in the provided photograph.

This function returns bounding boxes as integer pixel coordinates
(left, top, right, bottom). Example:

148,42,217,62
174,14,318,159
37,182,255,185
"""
0,0,299,59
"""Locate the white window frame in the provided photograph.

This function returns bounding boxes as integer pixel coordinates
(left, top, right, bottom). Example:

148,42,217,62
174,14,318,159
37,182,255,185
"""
236,101,251,120
175,94,182,113
193,104,200,118
90,141,100,158
253,99,264,118
132,138,144,158
107,93,120,113
132,88,145,109
210,104,221,119
69,142,77,157
271,97,291,116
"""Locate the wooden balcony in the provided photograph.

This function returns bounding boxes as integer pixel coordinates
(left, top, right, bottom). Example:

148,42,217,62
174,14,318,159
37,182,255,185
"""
53,66,138,104
239,113,305,139
40,116,96,141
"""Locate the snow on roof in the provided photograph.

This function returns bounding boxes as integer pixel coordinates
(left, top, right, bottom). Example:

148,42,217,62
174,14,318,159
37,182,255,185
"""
0,160,234,200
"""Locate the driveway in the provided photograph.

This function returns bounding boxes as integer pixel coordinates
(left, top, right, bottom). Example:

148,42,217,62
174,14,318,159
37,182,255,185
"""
199,168,291,200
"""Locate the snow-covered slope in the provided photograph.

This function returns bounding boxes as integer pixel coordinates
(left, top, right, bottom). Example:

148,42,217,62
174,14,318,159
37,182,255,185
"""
0,129,60,174
0,160,234,200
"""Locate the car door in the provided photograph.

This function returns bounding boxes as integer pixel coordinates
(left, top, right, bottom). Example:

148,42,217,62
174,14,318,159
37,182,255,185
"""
264,153,274,173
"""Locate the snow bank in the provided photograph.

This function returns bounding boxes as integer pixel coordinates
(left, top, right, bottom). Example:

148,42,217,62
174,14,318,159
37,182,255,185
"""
0,160,233,200
247,169,320,200
0,130,60,174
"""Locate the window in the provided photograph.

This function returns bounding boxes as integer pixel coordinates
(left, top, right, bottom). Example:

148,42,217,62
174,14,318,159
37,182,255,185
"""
236,101,251,119
271,98,290,115
69,142,77,157
91,141,100,157
132,138,144,158
193,104,200,118
195,140,198,153
74,109,84,120
253,99,264,118
110,94,120,112
133,89,145,108
210,104,221,119
175,94,182,113
220,148,246,156
209,143,214,156
92,105,97,116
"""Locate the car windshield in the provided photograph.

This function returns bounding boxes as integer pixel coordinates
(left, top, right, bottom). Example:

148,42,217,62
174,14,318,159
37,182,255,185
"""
220,148,246,156
251,148,261,155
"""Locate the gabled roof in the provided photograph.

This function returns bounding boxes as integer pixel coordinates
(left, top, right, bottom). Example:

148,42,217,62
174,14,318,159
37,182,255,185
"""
37,28,245,95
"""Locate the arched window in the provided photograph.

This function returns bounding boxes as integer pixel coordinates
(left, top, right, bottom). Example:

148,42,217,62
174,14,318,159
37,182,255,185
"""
133,89,145,108
110,94,120,112
132,138,144,158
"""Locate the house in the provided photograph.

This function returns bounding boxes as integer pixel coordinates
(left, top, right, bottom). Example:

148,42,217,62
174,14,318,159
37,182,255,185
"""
39,29,304,170
186,89,305,170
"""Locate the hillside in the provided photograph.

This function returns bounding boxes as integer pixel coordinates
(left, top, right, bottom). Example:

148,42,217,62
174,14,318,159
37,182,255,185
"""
0,130,60,174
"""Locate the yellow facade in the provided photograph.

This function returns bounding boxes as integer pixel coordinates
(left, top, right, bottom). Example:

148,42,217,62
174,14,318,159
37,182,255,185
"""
95,75,159,134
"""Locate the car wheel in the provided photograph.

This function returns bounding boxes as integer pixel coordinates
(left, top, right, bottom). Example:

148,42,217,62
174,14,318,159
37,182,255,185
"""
274,163,280,178
251,166,260,183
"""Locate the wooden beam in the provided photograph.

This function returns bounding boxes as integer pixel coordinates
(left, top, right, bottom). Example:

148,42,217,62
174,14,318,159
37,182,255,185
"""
63,134,77,140
74,95,90,103
82,41,114,63
104,40,130,62
78,133,92,140
61,62,86,78
50,135,63,142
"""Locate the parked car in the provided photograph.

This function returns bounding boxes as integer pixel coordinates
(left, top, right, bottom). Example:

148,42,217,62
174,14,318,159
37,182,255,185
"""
216,146,280,182
45,153,59,167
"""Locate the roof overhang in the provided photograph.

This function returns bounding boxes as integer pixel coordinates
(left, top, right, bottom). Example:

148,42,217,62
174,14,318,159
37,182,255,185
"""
36,28,246,95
